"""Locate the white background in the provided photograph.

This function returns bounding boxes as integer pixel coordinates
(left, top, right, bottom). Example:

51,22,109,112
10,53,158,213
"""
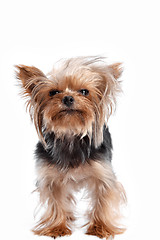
0,1,160,240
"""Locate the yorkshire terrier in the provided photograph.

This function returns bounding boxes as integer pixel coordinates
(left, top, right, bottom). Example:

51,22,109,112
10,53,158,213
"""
16,56,126,239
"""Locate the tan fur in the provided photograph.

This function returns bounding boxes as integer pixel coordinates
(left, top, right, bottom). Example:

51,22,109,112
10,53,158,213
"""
33,161,126,239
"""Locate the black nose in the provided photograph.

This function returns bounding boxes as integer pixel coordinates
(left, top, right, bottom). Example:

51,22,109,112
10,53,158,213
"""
62,96,74,107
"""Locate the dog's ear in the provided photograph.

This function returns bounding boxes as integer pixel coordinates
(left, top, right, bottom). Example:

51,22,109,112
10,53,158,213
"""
96,62,123,118
108,62,123,79
15,65,47,95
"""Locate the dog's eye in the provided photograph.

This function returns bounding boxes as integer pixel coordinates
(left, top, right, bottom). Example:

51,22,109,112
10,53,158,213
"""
78,89,89,96
49,90,60,97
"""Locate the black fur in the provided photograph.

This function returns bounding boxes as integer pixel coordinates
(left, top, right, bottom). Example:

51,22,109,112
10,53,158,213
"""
35,126,112,170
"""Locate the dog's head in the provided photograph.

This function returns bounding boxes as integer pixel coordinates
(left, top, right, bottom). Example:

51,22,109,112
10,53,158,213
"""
16,56,122,147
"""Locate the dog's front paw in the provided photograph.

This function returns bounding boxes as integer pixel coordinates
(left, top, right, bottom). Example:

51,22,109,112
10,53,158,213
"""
86,222,111,239
33,224,72,238
50,226,72,238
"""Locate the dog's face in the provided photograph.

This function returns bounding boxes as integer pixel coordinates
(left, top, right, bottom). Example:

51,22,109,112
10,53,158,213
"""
16,57,122,147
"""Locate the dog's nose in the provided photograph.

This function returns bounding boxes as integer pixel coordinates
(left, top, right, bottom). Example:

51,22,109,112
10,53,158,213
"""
62,96,74,107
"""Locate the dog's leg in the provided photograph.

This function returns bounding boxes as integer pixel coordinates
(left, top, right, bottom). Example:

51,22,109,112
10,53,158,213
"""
86,161,126,239
32,164,74,238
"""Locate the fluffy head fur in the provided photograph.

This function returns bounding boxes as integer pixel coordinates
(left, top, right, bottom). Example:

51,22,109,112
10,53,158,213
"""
16,56,122,148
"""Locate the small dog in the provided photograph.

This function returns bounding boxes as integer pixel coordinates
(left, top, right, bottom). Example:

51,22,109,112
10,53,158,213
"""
16,56,126,239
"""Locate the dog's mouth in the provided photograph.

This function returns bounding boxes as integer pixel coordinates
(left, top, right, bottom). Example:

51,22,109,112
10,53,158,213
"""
59,109,83,114
51,109,84,121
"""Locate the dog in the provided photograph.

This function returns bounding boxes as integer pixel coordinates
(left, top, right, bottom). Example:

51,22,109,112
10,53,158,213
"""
16,56,126,239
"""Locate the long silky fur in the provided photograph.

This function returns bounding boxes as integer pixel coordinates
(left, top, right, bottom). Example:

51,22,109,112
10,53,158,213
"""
33,161,126,239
